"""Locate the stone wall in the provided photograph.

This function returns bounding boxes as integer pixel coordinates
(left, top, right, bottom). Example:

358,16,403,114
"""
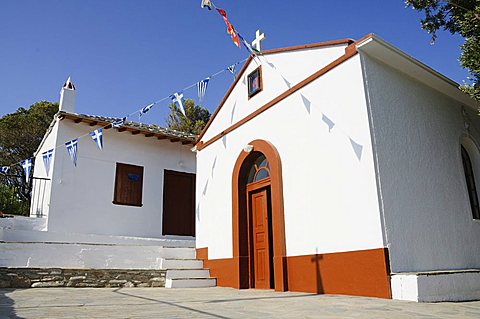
0,268,166,288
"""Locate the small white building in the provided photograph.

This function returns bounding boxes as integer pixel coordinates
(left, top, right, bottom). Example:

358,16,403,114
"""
31,78,197,239
194,34,480,301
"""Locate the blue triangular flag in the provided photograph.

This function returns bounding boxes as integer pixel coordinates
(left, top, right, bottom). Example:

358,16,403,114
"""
65,139,78,166
237,32,261,55
21,159,32,183
139,103,154,119
227,63,237,76
89,128,103,150
170,92,185,116
112,117,127,128
42,149,54,176
197,77,210,102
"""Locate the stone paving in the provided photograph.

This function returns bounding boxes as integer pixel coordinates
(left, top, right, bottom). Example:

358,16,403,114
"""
1,287,480,319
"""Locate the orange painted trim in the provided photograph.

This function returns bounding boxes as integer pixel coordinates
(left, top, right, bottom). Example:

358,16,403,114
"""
197,247,391,299
195,55,253,145
196,41,362,151
196,247,240,288
232,140,287,291
195,38,357,145
261,39,354,55
286,248,391,298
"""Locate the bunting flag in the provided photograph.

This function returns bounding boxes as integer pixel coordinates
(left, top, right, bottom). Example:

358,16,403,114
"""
89,128,103,150
237,32,260,55
21,159,32,184
112,117,127,128
349,138,363,161
216,8,241,48
227,63,237,76
197,77,210,101
321,114,335,132
1,166,9,174
139,103,154,119
200,0,213,10
65,139,78,167
42,149,54,176
170,92,186,116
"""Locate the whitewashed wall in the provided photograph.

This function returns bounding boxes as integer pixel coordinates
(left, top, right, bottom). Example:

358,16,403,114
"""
202,44,349,141
196,51,385,259
31,120,59,218
43,120,195,238
362,54,480,273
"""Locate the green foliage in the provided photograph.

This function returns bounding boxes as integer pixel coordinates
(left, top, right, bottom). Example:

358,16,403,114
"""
0,182,30,216
405,0,480,101
167,99,211,135
0,100,58,215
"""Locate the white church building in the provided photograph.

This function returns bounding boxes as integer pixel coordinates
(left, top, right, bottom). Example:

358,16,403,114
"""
2,32,480,300
193,33,480,302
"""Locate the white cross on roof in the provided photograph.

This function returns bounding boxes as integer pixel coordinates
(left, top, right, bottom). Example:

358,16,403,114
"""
252,29,266,52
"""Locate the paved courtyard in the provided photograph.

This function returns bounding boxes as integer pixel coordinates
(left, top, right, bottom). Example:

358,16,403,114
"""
1,287,480,319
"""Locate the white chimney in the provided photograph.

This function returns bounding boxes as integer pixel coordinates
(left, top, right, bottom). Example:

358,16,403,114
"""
59,77,76,113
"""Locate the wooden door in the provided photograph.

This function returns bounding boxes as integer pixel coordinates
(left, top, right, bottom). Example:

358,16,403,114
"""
249,186,272,289
162,170,196,236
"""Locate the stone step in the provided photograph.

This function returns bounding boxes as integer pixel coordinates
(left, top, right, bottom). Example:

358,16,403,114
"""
166,269,210,279
158,247,196,259
165,277,216,288
160,259,203,270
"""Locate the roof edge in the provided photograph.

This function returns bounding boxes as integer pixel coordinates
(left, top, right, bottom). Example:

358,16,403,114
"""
195,38,356,144
356,34,479,109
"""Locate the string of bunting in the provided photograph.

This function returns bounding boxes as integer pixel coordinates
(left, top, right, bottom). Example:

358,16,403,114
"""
201,0,365,161
0,1,274,182
0,52,250,182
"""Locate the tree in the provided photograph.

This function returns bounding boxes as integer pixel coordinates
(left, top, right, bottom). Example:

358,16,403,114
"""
0,101,58,215
405,0,480,101
167,99,211,135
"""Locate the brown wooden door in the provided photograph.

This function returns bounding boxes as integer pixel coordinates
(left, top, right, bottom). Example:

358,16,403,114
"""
162,170,196,236
249,186,272,289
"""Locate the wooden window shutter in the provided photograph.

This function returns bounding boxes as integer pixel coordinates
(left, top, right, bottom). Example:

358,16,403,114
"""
113,163,144,207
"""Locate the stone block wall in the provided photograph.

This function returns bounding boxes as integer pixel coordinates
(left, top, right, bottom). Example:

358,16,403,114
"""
0,268,166,288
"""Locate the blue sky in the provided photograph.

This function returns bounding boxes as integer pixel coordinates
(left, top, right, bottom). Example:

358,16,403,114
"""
0,1,468,125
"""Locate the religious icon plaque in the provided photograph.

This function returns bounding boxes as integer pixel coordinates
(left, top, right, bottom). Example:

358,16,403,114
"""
247,66,262,98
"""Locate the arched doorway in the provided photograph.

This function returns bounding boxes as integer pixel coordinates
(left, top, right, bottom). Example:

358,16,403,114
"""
232,140,287,291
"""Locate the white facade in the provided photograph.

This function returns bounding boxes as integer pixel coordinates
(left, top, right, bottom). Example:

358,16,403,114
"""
196,46,385,260
33,117,195,239
361,53,480,274
195,34,480,300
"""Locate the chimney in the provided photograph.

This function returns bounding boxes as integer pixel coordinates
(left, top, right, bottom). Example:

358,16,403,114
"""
59,77,76,113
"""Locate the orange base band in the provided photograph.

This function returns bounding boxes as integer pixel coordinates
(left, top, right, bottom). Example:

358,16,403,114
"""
196,247,391,299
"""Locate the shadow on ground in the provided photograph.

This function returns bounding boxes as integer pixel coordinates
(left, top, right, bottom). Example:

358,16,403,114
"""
0,289,24,319
113,288,232,319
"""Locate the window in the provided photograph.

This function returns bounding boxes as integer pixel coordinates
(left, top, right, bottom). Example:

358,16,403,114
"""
247,154,270,183
113,163,144,207
247,66,262,98
461,146,480,219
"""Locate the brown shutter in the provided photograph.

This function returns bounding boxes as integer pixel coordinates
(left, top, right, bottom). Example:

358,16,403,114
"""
162,170,195,236
113,163,143,207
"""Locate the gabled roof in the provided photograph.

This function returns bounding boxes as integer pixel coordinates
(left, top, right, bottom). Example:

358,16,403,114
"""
195,38,354,145
195,34,480,151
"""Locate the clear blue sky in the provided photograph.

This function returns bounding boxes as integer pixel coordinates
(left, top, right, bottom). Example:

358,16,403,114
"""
0,0,468,125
